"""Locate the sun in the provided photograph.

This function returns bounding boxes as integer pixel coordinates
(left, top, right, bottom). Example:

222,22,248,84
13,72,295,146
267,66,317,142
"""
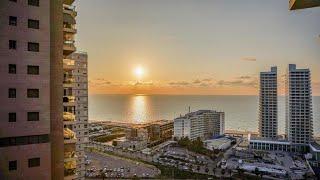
134,66,144,79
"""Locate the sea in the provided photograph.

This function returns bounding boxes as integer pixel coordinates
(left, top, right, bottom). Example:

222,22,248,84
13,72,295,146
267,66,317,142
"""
89,95,320,136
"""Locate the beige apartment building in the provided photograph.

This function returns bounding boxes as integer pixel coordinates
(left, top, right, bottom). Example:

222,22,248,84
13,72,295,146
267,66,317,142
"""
65,52,89,179
0,0,88,179
0,0,63,179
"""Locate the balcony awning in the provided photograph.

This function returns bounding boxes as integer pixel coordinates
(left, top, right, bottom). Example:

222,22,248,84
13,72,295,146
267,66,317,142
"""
64,0,75,5
63,13,76,25
289,0,320,10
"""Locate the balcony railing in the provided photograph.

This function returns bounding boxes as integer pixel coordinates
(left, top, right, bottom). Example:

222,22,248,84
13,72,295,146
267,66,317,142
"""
64,59,75,66
63,59,76,70
63,112,76,121
64,128,75,140
64,151,76,159
63,77,75,84
64,162,76,176
63,23,77,33
63,96,76,103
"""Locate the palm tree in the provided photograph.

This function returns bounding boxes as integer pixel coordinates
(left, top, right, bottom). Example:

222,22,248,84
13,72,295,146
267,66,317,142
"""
254,167,260,177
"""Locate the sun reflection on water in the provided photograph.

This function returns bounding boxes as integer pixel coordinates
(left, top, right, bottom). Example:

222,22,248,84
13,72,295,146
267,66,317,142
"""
130,95,148,123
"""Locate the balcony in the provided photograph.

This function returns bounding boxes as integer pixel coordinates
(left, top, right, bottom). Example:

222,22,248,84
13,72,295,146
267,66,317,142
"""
64,128,76,144
63,77,75,88
63,96,76,106
63,23,77,34
64,151,77,162
64,0,75,6
63,112,76,125
63,4,77,17
63,59,75,70
64,160,76,178
63,40,76,55
289,0,320,10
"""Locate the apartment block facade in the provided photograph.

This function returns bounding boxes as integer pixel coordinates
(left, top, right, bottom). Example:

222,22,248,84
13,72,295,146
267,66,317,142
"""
286,64,313,147
174,110,225,141
68,52,89,179
0,0,64,179
0,0,88,179
259,67,278,139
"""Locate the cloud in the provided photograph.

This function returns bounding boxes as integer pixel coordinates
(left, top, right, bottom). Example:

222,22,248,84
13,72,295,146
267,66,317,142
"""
199,83,211,87
238,76,252,80
168,81,190,86
134,81,154,86
193,79,201,84
89,78,112,87
202,78,213,82
242,57,257,62
217,79,257,87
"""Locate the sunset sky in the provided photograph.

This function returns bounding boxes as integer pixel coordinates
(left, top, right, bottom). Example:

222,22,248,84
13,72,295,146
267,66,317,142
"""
75,0,320,95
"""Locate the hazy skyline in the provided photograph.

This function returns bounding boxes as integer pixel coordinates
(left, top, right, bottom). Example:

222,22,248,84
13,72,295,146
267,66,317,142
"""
75,0,320,95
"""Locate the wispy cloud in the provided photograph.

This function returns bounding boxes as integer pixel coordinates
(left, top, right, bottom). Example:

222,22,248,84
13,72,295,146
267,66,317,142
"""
217,79,257,87
193,79,201,84
238,75,252,80
89,78,112,87
134,81,154,86
242,57,257,62
168,81,190,86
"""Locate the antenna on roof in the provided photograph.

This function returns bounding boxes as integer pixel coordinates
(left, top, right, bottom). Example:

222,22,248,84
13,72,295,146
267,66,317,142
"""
188,106,191,113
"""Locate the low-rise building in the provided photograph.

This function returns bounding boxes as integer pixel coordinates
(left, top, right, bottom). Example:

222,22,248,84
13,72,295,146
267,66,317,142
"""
249,137,292,151
204,137,232,151
174,110,225,140
146,120,173,142
126,127,148,141
309,142,320,168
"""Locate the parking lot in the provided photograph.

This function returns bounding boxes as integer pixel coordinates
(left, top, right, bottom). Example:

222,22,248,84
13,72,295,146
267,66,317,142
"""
85,151,160,178
154,146,216,175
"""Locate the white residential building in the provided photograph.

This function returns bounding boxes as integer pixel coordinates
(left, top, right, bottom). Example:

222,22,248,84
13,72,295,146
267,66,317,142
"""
69,52,89,179
285,64,313,148
259,66,278,139
174,110,225,140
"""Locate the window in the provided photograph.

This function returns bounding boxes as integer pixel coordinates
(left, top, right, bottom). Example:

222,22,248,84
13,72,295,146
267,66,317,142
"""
8,113,16,122
27,112,39,121
27,65,39,75
27,89,39,98
28,42,39,52
8,88,16,98
9,64,16,74
9,161,17,171
0,135,49,147
9,16,17,26
28,158,40,167
9,40,16,50
28,19,39,29
28,0,39,6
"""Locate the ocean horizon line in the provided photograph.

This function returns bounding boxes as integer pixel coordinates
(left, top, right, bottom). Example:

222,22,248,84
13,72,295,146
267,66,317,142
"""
89,94,320,97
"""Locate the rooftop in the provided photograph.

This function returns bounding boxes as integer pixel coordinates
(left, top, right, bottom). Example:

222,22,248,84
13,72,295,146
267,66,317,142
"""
176,110,224,119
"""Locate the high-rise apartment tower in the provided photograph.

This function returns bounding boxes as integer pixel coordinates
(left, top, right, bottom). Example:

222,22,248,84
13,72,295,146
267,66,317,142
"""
286,64,313,149
259,67,278,139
